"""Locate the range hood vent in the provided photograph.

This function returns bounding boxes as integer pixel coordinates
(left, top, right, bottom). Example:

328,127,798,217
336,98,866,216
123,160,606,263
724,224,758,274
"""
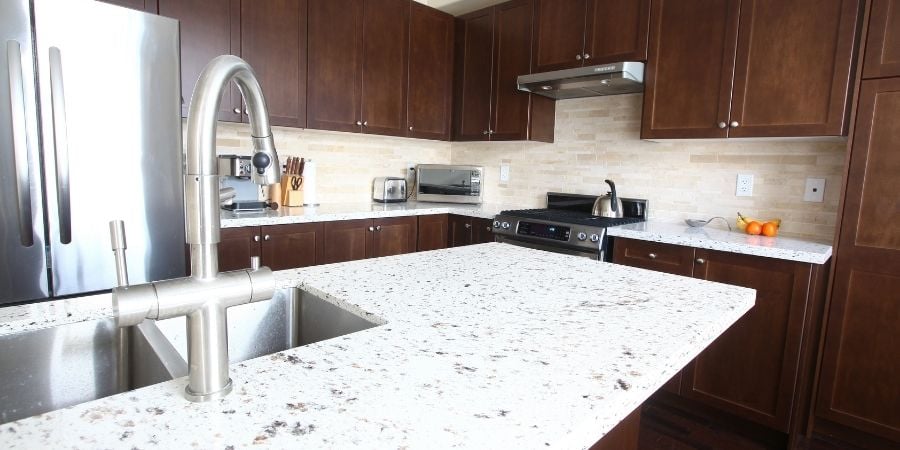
517,62,644,100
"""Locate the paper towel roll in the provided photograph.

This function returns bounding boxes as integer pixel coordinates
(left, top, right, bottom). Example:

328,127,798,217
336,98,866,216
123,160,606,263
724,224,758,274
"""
302,159,319,206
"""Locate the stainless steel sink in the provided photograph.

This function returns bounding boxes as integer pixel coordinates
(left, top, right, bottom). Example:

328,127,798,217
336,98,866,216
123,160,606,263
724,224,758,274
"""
0,288,376,424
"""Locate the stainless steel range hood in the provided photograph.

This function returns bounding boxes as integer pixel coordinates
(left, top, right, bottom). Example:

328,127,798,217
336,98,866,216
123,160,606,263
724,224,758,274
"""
517,62,644,100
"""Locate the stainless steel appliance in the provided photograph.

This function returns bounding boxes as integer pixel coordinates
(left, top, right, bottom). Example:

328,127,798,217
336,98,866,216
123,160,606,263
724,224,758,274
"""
416,164,483,204
372,177,407,203
517,62,644,100
494,193,648,260
1,0,185,305
592,179,623,218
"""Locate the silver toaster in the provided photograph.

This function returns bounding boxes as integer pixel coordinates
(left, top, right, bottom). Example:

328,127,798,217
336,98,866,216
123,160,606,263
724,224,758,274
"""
373,177,407,203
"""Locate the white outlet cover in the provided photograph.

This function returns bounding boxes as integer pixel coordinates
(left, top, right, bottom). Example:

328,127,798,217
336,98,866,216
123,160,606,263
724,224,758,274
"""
736,173,754,197
499,163,510,182
804,178,826,202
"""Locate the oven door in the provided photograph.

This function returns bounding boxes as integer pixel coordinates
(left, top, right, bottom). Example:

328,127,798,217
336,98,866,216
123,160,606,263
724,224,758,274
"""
496,235,600,260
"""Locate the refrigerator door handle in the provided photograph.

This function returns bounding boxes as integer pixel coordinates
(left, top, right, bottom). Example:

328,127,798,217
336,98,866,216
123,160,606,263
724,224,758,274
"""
7,40,34,247
48,47,71,244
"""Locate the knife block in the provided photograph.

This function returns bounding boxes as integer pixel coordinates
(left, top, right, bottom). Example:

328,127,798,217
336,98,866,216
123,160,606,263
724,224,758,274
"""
281,176,304,207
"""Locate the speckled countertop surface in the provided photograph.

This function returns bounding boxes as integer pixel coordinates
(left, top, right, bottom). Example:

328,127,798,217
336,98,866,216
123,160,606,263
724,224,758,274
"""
0,244,754,449
608,221,833,265
221,201,507,228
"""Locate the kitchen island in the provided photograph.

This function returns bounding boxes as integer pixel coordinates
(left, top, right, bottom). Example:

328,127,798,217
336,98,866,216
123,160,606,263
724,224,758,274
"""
0,244,754,449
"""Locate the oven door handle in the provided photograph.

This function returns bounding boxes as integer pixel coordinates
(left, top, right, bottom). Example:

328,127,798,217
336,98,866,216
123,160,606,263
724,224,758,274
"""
497,236,600,260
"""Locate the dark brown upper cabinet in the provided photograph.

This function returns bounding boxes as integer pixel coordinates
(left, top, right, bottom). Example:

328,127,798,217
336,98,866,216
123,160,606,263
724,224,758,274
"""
863,0,900,79
240,0,307,128
453,0,555,142
642,0,860,140
407,3,455,140
307,0,409,136
531,0,650,73
97,0,158,12
160,0,242,122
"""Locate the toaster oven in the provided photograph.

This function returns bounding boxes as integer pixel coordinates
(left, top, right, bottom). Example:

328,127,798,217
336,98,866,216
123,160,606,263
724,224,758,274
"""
416,164,483,204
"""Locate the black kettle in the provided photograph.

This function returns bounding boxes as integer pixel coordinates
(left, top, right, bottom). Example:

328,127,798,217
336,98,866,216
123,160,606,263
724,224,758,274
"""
592,179,623,218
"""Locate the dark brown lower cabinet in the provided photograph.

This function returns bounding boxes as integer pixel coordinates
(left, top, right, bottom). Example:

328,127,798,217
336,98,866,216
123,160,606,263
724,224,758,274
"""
417,215,449,251
318,217,418,264
219,226,260,272
372,217,417,258
218,223,322,271
612,237,828,439
449,215,495,247
589,407,641,450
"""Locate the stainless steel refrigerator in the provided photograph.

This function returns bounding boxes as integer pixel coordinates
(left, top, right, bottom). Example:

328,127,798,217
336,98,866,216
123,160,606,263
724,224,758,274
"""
1,0,186,305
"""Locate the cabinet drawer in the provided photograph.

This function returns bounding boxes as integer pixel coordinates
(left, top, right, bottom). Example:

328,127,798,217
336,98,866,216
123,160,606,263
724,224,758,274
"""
612,237,694,276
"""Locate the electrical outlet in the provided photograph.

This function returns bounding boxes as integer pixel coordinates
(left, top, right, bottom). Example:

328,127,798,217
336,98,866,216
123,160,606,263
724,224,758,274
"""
804,177,826,202
499,163,510,183
736,173,754,197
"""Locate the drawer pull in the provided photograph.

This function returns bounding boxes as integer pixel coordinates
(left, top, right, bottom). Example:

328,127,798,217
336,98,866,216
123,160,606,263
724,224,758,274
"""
647,253,657,260
695,258,706,265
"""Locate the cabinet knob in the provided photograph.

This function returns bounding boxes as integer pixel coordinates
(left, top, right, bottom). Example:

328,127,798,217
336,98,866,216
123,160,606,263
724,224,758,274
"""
368,226,375,232
488,130,494,135
486,226,492,231
648,253,657,260
263,235,271,241
483,130,489,135
356,121,363,126
718,122,727,129
409,126,413,131
375,225,382,231
233,108,241,114
254,235,260,242
363,121,368,127
464,223,471,229
575,54,582,60
729,121,740,128
583,53,591,60
695,258,706,265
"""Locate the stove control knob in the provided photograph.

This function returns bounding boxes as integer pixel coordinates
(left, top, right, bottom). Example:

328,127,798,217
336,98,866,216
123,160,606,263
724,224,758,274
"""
577,232,587,241
590,234,600,242
501,222,510,229
493,220,501,228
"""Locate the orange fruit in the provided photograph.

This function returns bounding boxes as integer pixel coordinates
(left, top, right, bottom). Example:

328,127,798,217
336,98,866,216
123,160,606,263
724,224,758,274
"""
762,222,778,237
746,221,763,235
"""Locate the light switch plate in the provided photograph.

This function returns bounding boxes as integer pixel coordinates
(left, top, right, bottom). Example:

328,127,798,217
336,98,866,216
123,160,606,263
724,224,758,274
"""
804,178,826,202
736,173,754,197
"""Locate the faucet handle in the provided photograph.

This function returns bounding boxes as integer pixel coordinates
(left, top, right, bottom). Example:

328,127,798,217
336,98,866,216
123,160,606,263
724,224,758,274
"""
109,220,129,287
250,256,261,270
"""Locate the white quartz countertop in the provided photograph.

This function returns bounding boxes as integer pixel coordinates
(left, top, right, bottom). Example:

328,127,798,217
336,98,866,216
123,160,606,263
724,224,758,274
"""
608,221,833,265
0,244,754,449
221,201,507,228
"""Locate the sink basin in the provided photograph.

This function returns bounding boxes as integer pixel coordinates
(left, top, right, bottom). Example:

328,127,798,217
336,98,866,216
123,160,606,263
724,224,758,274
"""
0,288,376,425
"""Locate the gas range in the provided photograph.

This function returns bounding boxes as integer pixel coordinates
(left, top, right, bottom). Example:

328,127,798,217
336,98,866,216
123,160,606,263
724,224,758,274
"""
493,193,648,260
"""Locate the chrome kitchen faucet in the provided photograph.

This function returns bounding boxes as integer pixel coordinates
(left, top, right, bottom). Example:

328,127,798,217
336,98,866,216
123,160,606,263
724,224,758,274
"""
111,55,282,402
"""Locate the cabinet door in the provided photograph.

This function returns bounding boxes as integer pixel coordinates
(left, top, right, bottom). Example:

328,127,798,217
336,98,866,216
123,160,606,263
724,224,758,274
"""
532,0,587,72
407,3,454,140
417,214,449,251
97,0,158,12
218,227,260,272
490,0,534,141
318,219,372,264
159,0,241,121
864,0,900,79
372,216,417,258
260,223,321,271
360,0,409,137
471,218,495,244
584,0,649,65
816,79,900,443
307,0,364,132
685,249,812,432
640,0,740,139
448,215,473,247
240,0,307,128
453,8,495,141
611,237,694,276
728,0,859,138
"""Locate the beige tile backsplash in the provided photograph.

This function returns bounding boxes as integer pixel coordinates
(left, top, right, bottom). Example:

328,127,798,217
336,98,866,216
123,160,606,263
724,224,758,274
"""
213,92,846,242
451,94,847,242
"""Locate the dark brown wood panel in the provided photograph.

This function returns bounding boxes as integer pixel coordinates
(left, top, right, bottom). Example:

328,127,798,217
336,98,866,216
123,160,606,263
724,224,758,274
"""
640,0,740,139
453,8,495,141
491,0,534,141
317,219,372,264
361,0,409,137
218,226,260,272
685,249,812,432
612,237,695,276
417,214,449,251
816,78,900,443
159,0,241,121
240,0,307,128
590,407,641,450
260,223,321,271
531,0,588,72
448,215,473,247
728,0,860,138
97,0,158,12
307,0,364,132
372,216,417,258
528,94,556,143
407,3,455,140
584,0,650,64
864,0,900,79
471,217,495,244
